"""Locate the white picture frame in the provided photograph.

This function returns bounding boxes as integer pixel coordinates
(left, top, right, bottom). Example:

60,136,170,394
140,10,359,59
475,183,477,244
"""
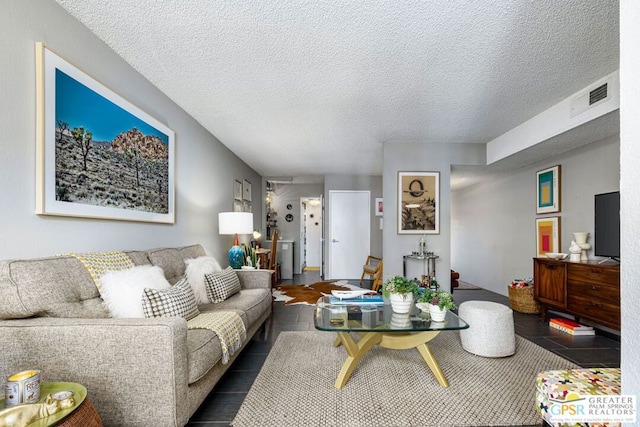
397,171,440,234
243,179,252,202
35,43,175,223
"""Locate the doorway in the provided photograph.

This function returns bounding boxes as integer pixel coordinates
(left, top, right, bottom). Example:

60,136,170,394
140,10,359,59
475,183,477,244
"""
327,191,370,280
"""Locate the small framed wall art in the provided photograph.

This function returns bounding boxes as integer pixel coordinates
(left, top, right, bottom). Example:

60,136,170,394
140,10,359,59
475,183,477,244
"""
242,179,252,202
536,216,561,257
397,171,440,234
536,165,561,214
375,198,383,216
234,180,243,201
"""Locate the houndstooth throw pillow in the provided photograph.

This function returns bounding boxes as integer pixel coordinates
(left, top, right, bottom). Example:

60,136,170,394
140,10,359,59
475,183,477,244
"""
142,276,200,320
204,267,241,303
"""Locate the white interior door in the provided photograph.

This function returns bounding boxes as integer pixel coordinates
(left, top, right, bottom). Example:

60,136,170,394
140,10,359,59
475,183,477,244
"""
328,191,370,280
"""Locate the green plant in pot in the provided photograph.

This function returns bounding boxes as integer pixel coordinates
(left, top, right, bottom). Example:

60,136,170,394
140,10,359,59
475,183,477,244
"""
417,290,457,321
382,276,419,313
242,245,258,268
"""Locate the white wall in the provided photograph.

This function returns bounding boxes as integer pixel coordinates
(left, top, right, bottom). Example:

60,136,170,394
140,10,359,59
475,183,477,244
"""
620,0,640,404
452,136,619,295
382,143,485,292
0,0,261,262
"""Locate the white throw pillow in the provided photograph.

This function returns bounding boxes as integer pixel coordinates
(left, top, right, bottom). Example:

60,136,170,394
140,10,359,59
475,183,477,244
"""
100,265,171,318
185,256,222,304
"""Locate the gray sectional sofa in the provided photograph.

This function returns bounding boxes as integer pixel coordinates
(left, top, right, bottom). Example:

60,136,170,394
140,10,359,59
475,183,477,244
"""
0,244,272,426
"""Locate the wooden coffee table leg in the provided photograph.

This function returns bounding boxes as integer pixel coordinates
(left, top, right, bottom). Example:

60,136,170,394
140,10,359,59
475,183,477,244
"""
334,332,382,389
416,342,449,387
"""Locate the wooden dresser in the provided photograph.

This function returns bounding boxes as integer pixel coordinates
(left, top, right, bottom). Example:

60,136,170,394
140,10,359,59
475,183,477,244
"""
533,258,620,330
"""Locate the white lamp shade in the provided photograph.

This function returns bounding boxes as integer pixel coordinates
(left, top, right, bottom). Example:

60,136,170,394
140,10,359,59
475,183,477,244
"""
218,212,254,235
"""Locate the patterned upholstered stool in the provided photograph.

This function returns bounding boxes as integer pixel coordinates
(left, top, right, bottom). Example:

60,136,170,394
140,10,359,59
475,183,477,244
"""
536,368,621,427
458,300,515,357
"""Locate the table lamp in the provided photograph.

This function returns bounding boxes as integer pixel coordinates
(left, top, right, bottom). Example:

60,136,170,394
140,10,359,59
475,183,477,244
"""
218,212,254,269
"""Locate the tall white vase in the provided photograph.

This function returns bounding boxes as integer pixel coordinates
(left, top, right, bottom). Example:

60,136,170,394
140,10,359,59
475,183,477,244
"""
572,232,591,261
389,293,413,313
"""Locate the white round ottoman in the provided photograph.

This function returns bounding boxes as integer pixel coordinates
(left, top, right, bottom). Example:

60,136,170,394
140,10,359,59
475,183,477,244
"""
458,300,515,357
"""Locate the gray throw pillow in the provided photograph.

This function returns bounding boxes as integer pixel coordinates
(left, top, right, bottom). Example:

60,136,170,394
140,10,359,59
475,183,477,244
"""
204,267,241,303
142,276,200,320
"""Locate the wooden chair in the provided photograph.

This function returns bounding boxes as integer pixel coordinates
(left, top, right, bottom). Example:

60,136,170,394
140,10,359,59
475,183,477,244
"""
268,229,279,287
359,255,383,292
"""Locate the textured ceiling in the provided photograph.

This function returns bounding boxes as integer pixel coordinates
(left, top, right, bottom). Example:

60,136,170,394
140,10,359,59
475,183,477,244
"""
55,0,619,182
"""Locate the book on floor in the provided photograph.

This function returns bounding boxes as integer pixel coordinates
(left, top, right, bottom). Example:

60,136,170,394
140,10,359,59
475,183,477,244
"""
549,320,595,335
549,317,594,331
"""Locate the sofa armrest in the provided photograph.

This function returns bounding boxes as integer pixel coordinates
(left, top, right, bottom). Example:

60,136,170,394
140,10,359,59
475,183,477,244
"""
0,317,189,427
235,269,272,289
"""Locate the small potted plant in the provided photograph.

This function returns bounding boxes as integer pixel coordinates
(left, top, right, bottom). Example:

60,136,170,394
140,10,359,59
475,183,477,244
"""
417,290,457,321
382,276,419,313
242,245,258,269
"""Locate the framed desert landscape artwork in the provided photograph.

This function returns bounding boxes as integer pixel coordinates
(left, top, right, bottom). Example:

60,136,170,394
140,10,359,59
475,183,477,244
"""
397,171,440,234
536,165,561,214
536,216,561,257
35,43,175,223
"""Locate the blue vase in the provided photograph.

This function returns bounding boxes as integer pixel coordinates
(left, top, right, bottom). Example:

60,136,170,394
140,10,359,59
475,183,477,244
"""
228,245,244,269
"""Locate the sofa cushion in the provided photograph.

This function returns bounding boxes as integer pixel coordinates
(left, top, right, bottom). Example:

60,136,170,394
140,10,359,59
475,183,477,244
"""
186,328,223,384
199,288,271,327
0,257,108,319
64,251,136,295
204,267,242,303
147,245,207,285
142,276,200,320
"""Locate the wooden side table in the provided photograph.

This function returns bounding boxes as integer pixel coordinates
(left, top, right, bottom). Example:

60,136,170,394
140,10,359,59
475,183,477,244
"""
57,397,103,427
0,382,103,427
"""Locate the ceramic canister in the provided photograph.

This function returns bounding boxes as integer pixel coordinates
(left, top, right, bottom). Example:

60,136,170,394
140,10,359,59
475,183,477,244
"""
5,370,41,407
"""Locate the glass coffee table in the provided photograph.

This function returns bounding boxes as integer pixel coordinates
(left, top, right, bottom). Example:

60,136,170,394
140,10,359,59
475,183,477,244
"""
314,296,469,389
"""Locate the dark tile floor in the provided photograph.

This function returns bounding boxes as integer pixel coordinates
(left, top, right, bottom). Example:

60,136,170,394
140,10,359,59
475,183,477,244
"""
186,272,620,426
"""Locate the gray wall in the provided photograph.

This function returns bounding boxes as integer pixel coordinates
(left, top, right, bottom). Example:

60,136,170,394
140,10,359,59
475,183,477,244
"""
451,136,619,296
0,0,261,262
382,143,486,292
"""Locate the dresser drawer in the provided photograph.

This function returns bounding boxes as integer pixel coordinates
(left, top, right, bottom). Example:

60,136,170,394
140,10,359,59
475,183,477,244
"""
568,264,619,286
567,295,620,328
567,280,619,305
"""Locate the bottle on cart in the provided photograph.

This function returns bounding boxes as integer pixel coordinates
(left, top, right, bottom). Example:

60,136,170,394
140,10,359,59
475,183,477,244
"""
418,235,427,255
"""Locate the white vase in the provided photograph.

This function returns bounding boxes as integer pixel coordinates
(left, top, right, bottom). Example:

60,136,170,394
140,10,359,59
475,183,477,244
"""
429,304,447,322
389,292,413,313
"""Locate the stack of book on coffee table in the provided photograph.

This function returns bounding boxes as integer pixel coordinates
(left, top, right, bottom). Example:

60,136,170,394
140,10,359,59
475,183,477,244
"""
549,317,595,335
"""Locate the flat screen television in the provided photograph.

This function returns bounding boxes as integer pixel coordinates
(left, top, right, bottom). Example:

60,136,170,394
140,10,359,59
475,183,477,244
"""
594,191,620,260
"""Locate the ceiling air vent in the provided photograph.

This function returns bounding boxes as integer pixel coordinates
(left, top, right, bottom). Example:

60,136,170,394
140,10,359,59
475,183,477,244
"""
570,81,611,118
589,83,608,105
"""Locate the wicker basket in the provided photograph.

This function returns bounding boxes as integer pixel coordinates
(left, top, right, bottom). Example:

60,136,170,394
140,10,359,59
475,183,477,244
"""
508,285,541,314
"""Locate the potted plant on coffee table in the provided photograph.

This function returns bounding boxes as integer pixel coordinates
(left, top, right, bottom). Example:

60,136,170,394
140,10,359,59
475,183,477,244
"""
382,276,419,313
417,290,457,322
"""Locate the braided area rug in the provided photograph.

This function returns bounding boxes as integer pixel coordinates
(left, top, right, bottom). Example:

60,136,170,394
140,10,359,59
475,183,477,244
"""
232,331,579,426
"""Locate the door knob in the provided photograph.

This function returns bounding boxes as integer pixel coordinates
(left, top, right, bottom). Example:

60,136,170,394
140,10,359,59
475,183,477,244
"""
332,239,339,243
